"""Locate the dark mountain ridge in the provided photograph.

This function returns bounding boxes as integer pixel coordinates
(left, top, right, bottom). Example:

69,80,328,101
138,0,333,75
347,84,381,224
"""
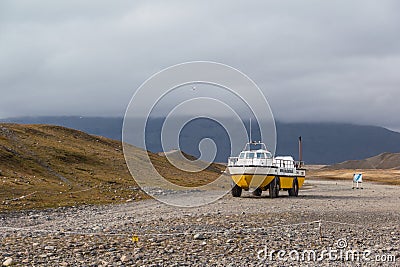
2,116,400,164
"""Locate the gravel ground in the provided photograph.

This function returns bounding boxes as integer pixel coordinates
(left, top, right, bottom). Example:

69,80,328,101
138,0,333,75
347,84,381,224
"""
1,179,399,266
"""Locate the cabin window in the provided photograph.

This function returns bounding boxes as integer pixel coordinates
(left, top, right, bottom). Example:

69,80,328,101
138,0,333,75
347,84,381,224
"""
239,152,245,159
246,152,254,159
266,152,272,159
256,153,265,159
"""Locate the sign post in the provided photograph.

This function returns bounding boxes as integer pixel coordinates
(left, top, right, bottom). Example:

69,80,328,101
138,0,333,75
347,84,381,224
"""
352,173,363,189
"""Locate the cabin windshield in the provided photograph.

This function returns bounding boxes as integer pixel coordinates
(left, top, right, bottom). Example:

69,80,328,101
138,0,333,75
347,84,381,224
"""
246,152,255,159
266,152,272,159
239,152,245,159
256,153,265,159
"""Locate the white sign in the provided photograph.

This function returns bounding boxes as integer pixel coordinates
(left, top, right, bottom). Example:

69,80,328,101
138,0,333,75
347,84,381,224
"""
353,173,362,183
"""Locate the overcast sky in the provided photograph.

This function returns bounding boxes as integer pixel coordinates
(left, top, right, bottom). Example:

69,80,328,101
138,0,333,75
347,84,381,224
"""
1,0,400,131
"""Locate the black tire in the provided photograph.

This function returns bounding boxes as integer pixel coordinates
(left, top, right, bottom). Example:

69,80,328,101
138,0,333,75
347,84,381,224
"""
231,183,242,197
269,177,280,198
252,188,262,196
275,177,280,197
288,177,299,197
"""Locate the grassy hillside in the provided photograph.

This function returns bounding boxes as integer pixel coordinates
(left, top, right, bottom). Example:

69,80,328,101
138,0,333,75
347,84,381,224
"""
0,124,224,211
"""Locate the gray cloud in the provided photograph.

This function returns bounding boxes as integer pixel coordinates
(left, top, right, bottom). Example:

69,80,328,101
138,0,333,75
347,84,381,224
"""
0,0,399,130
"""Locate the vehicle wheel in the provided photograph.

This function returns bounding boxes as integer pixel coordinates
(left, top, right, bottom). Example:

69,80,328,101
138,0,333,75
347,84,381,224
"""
288,177,299,197
231,183,242,197
252,188,262,196
269,177,280,198
275,177,280,197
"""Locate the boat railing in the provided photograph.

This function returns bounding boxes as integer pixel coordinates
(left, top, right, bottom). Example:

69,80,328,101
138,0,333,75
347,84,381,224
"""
228,157,266,166
228,157,238,166
243,142,267,151
228,157,258,166
273,159,305,168
273,159,292,168
229,156,305,168
296,161,305,168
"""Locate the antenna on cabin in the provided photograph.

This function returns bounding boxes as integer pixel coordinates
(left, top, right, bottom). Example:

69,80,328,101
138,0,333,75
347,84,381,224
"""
249,118,252,142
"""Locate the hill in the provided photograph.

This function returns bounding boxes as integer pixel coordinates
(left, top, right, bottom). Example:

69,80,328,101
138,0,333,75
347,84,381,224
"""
2,116,400,164
308,152,400,186
308,168,400,186
157,149,223,173
0,124,224,211
324,152,400,170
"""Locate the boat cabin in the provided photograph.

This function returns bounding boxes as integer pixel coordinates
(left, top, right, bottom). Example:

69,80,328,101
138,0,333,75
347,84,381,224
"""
228,142,298,169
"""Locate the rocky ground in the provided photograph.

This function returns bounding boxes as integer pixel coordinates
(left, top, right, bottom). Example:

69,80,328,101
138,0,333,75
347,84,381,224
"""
1,179,399,266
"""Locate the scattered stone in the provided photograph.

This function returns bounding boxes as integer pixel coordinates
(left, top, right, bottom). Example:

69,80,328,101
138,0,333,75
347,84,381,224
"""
2,258,13,266
0,180,398,265
134,253,143,260
193,233,206,240
120,255,128,262
92,226,101,231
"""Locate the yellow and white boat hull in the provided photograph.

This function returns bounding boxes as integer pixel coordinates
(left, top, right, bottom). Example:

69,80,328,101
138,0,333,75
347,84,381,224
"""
229,166,305,190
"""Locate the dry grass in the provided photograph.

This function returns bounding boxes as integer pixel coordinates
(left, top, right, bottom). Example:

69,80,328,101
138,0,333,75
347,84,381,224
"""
308,167,400,186
0,124,224,211
151,150,225,187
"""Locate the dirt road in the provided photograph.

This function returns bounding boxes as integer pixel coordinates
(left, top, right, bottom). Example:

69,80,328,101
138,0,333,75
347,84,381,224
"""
1,179,399,266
